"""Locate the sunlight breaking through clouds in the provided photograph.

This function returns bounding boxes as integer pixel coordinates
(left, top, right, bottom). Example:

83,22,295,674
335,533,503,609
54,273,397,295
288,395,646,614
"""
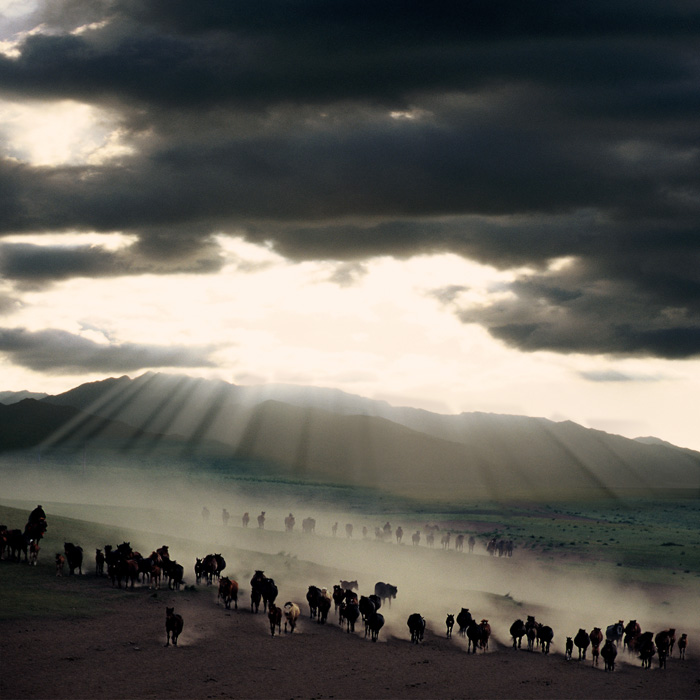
0,99,130,166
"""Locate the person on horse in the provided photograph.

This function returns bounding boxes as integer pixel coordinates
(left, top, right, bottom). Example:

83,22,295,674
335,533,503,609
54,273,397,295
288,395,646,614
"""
26,505,48,538
28,505,46,525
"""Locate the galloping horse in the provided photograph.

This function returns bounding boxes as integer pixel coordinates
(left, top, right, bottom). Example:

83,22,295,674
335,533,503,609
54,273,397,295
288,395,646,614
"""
165,607,184,647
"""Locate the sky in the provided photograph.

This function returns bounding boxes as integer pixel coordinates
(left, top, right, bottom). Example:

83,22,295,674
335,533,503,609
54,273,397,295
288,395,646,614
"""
1,1,700,450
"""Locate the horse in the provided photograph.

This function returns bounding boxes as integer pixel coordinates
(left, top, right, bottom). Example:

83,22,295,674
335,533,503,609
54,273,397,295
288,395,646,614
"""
479,620,492,651
468,535,476,552
359,595,376,625
218,577,239,609
677,633,687,659
55,553,65,576
261,577,278,613
165,607,184,647
455,534,464,551
412,531,421,545
111,557,138,589
367,612,384,642
257,511,265,529
407,613,425,644
250,570,267,613
574,628,590,659
395,526,403,544
601,639,617,671
637,632,656,669
167,561,184,590
456,608,473,637
538,625,553,654
24,518,47,542
655,630,671,669
95,549,105,576
268,604,282,636
590,627,603,665
606,620,624,646
623,620,641,653
466,619,482,654
565,637,573,661
332,585,345,613
446,614,455,638
198,554,218,585
317,590,331,624
343,602,360,633
28,539,40,566
7,530,28,562
284,513,295,532
307,585,323,618
63,542,83,575
373,581,397,606
283,602,300,633
510,619,526,649
213,554,226,580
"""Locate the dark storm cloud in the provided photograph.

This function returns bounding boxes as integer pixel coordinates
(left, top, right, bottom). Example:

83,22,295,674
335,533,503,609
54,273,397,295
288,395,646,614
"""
0,241,224,286
457,256,700,358
1,1,700,357
0,327,216,372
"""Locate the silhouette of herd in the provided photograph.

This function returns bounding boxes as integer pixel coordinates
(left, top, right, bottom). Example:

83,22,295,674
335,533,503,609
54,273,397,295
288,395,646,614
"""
204,508,515,558
3,507,690,669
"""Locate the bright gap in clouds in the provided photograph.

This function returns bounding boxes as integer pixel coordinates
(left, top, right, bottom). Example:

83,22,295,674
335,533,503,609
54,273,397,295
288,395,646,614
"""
4,235,700,450
0,99,132,165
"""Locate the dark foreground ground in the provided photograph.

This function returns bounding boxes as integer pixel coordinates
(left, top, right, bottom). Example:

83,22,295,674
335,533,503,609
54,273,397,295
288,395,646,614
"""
1,576,698,700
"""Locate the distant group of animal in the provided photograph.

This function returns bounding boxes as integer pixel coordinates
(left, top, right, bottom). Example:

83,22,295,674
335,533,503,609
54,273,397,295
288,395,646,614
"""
207,507,515,556
0,504,47,565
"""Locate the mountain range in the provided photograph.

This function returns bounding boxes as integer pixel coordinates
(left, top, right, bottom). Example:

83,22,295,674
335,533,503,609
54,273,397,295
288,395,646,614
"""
1,372,699,499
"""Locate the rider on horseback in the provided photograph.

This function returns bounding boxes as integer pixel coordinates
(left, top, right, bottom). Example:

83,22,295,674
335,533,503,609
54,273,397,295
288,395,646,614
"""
26,505,47,537
29,505,46,524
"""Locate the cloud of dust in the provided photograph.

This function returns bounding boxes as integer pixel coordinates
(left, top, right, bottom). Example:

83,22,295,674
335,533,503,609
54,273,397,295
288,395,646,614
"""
2,457,696,657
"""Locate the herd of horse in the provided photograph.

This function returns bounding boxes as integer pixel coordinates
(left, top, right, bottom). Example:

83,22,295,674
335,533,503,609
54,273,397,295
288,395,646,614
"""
2,508,689,669
224,509,514,556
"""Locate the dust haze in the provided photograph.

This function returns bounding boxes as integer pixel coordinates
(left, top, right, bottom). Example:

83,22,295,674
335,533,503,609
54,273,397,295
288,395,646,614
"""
2,457,697,658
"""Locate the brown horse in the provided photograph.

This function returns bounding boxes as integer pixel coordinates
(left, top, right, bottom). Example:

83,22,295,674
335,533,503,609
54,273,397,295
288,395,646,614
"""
165,607,184,646
218,577,239,609
55,553,65,576
677,633,688,659
623,620,641,653
268,604,282,636
28,540,40,566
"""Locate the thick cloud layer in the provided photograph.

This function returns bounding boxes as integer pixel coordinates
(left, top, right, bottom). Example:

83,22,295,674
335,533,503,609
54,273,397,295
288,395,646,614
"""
1,1,700,357
0,327,216,372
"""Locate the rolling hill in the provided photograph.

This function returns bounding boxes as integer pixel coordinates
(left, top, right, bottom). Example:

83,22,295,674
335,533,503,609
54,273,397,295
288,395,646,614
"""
2,372,699,498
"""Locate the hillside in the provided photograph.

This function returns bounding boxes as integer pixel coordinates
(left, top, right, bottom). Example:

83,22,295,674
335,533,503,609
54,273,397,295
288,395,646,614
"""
1,372,697,498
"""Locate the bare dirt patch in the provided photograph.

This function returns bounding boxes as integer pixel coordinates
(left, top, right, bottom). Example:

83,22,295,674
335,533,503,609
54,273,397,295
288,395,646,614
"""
2,573,699,700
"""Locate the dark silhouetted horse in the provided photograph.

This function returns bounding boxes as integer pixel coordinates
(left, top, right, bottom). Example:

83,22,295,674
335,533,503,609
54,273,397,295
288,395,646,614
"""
165,607,184,646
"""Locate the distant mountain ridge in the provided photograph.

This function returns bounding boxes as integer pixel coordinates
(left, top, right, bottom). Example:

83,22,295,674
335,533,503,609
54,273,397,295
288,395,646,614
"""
0,390,48,404
1,372,699,498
